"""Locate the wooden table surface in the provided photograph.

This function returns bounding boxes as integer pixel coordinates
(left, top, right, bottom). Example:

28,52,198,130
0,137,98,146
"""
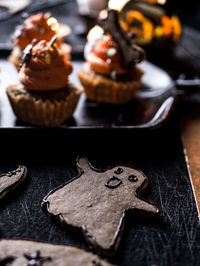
181,107,200,220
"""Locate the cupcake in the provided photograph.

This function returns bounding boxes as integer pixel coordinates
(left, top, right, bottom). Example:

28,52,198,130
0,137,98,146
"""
78,9,145,104
9,13,71,69
6,37,82,127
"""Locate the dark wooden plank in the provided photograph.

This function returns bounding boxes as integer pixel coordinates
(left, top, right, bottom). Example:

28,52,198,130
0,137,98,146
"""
181,109,200,219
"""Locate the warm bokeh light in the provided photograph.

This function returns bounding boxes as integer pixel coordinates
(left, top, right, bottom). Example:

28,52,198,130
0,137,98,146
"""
117,0,181,45
157,0,166,5
162,16,173,36
122,10,154,44
87,25,104,41
47,17,59,31
139,0,167,4
99,9,108,19
108,0,167,9
171,16,182,42
108,0,129,11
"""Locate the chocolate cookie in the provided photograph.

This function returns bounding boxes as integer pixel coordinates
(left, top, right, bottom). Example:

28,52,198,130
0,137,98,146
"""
0,239,113,266
42,157,159,256
0,165,27,200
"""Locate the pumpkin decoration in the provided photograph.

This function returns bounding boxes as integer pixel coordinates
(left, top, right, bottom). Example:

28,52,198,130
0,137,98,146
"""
109,0,182,49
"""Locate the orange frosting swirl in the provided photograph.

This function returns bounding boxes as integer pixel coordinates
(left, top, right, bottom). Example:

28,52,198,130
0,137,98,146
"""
19,40,72,91
15,13,62,50
86,34,126,75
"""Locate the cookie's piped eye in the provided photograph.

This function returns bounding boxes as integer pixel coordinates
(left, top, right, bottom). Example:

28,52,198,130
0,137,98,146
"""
128,175,138,182
105,176,122,189
114,168,123,175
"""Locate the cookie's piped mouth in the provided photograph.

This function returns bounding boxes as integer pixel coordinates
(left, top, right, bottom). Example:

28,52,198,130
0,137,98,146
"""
105,176,122,189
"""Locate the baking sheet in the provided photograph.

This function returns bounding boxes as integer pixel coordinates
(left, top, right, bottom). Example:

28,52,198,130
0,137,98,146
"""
0,125,199,266
0,60,175,129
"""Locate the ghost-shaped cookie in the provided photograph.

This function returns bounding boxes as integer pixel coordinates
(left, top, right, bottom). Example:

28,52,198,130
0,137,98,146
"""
43,157,159,256
0,239,113,266
0,165,27,201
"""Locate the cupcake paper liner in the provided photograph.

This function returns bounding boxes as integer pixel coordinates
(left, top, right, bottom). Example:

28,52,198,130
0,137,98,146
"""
78,69,142,104
6,84,82,127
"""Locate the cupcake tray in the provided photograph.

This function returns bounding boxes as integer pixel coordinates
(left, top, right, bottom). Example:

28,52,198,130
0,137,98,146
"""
0,59,177,130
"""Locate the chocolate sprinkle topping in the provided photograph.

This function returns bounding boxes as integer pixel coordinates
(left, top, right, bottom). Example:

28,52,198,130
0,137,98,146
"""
18,39,37,72
49,35,57,47
97,9,145,69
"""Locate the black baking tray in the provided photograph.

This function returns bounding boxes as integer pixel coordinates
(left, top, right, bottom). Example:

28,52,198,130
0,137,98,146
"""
0,60,177,130
0,120,199,266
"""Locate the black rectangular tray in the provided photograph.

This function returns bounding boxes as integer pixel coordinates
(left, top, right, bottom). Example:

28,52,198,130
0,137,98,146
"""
0,60,175,130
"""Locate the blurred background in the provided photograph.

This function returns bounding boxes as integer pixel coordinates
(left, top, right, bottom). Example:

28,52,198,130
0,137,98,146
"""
0,0,199,77
166,0,200,30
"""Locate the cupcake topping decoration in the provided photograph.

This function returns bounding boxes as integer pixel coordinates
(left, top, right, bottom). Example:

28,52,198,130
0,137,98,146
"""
18,39,37,72
49,35,57,47
14,13,59,50
107,47,117,57
110,69,117,80
19,39,72,91
97,9,145,69
86,34,128,76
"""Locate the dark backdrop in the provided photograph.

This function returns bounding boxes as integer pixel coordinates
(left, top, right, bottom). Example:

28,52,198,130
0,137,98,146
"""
166,0,200,29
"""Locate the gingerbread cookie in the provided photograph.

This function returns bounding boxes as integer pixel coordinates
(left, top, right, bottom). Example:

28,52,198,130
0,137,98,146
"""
0,165,27,200
0,239,113,266
43,157,159,256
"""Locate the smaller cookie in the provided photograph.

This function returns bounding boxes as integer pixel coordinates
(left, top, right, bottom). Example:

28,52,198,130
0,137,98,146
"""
0,239,114,266
42,157,159,256
0,165,27,200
